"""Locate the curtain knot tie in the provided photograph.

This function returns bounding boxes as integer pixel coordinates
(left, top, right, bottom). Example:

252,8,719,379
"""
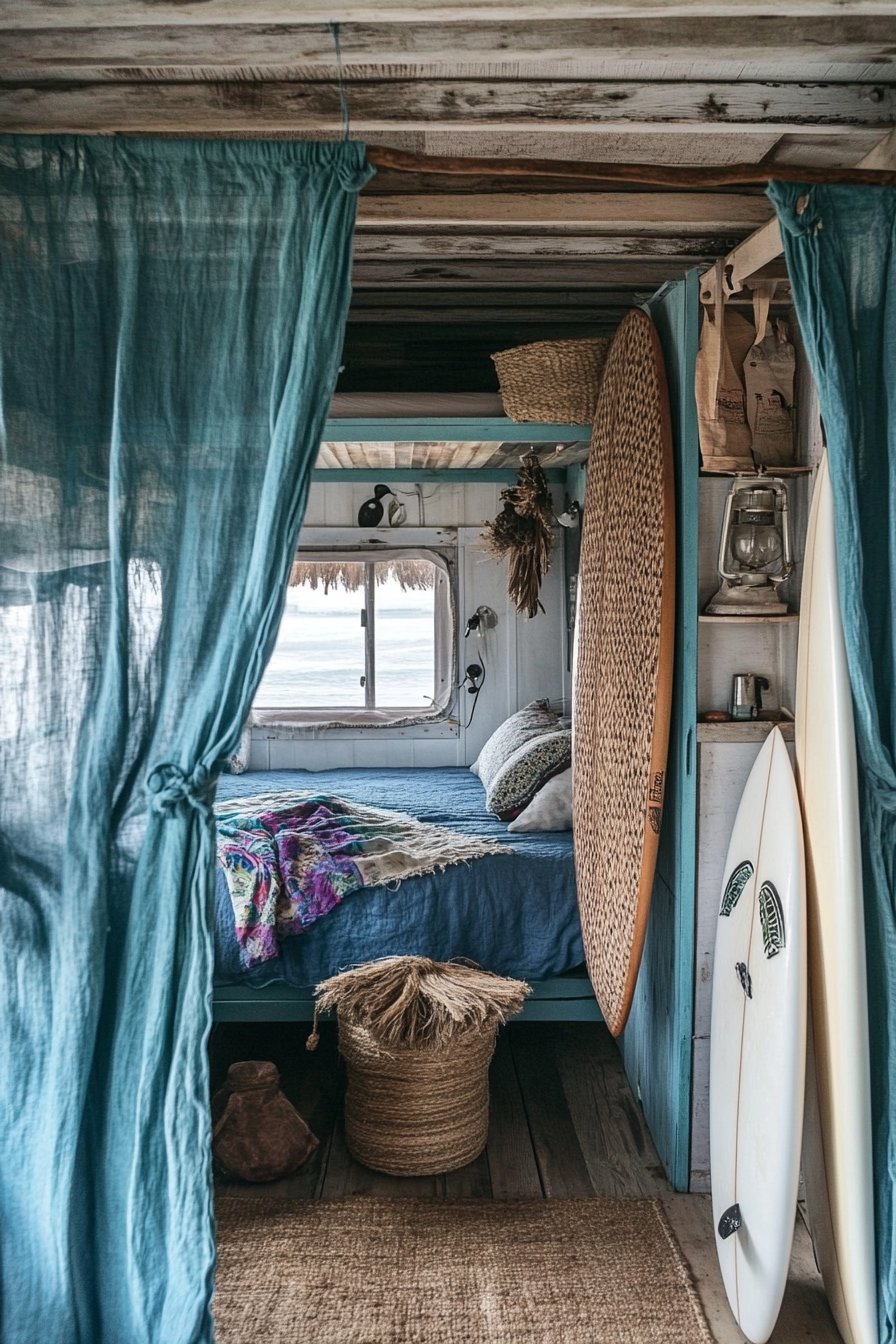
147,762,214,819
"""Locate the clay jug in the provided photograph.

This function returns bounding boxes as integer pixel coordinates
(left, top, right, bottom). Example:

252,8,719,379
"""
211,1060,318,1182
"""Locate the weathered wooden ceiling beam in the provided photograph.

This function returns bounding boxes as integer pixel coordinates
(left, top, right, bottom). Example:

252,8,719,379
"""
12,60,896,83
363,149,896,188
5,15,896,69
345,304,633,323
351,235,744,259
1,79,894,134
348,257,787,288
5,2,894,25
348,287,666,310
355,192,774,231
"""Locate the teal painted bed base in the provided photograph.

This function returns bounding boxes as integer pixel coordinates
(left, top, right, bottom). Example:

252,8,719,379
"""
212,973,602,1024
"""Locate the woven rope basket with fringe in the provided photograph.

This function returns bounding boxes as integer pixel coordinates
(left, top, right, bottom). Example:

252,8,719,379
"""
491,338,609,424
309,956,530,1176
339,1021,496,1175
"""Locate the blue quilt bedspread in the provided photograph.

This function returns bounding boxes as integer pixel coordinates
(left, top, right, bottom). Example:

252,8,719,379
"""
213,767,583,987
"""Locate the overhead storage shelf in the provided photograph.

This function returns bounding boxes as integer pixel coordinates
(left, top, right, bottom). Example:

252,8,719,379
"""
311,467,567,482
699,613,799,624
313,416,590,479
697,720,795,743
321,417,592,443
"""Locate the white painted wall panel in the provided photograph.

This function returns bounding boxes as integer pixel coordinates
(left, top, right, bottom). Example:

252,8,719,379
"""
247,735,270,771
690,1035,712,1194
697,621,799,717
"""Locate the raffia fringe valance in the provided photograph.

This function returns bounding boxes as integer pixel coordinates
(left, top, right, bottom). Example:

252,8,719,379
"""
289,558,435,593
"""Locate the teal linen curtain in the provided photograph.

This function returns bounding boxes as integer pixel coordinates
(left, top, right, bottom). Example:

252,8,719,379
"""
0,135,372,1344
769,180,896,1340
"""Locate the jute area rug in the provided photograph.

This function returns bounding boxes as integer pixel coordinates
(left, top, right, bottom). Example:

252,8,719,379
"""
214,1196,712,1343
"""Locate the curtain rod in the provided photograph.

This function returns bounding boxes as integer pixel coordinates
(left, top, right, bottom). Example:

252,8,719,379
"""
365,146,896,190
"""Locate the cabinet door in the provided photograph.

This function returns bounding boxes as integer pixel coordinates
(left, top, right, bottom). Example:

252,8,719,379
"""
619,272,700,1191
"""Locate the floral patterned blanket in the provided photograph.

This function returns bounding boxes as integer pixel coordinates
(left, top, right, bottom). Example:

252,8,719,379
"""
214,791,512,969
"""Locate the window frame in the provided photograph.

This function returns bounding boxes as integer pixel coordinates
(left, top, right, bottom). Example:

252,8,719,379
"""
251,543,458,729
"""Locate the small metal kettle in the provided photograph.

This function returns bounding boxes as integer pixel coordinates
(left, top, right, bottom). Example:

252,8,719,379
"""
730,674,770,721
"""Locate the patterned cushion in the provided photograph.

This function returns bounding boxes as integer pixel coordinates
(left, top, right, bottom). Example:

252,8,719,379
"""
486,730,572,821
472,699,560,790
507,768,572,833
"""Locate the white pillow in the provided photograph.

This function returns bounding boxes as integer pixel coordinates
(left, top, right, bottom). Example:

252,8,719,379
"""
507,769,572,833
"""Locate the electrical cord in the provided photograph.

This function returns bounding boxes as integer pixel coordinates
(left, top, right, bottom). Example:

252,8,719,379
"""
461,661,485,729
458,607,497,728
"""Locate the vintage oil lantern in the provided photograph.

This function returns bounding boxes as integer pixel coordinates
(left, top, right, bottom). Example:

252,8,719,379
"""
706,477,793,616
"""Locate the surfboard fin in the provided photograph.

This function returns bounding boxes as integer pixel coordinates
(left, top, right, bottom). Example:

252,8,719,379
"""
718,1204,743,1240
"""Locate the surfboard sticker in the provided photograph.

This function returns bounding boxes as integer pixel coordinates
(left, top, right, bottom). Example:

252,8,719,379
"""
759,882,786,959
721,861,754,917
736,961,753,999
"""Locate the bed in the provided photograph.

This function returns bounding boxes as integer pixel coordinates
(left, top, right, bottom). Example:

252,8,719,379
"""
212,766,599,1022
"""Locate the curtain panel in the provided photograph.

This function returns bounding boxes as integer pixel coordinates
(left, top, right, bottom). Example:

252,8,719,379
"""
769,180,896,1342
0,135,372,1344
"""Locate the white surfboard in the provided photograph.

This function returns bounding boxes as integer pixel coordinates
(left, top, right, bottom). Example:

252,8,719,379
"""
710,727,806,1344
795,451,878,1344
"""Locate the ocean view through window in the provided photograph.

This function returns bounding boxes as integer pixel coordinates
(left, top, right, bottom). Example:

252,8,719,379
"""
253,550,454,724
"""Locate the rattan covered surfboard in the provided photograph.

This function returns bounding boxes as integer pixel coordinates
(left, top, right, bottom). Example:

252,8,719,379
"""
572,308,676,1037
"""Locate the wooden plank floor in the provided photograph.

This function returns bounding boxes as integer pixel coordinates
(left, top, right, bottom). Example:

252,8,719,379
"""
209,1019,843,1343
209,1021,664,1202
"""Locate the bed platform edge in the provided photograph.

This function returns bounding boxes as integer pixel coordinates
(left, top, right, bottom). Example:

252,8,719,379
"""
211,975,602,1024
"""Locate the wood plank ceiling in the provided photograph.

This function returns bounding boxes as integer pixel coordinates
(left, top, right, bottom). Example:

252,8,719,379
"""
2,3,894,467
316,439,587,470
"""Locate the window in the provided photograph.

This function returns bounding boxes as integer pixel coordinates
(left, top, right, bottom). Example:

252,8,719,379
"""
252,548,455,727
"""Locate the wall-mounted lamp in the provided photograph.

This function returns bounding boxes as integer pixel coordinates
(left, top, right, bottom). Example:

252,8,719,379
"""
557,500,581,529
464,606,499,637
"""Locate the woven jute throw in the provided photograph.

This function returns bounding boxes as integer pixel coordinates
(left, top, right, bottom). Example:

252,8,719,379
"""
573,308,675,1037
308,957,530,1176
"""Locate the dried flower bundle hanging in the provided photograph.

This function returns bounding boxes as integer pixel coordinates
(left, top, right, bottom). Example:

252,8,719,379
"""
481,452,555,618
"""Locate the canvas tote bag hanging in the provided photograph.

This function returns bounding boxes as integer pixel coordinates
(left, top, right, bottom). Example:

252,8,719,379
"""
744,280,797,468
696,261,755,473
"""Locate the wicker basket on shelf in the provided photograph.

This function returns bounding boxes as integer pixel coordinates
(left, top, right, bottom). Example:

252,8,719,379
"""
308,957,530,1176
491,337,610,424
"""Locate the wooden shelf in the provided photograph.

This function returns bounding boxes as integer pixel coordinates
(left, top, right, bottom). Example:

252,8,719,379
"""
699,613,799,624
322,417,591,444
699,466,812,478
698,720,795,743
